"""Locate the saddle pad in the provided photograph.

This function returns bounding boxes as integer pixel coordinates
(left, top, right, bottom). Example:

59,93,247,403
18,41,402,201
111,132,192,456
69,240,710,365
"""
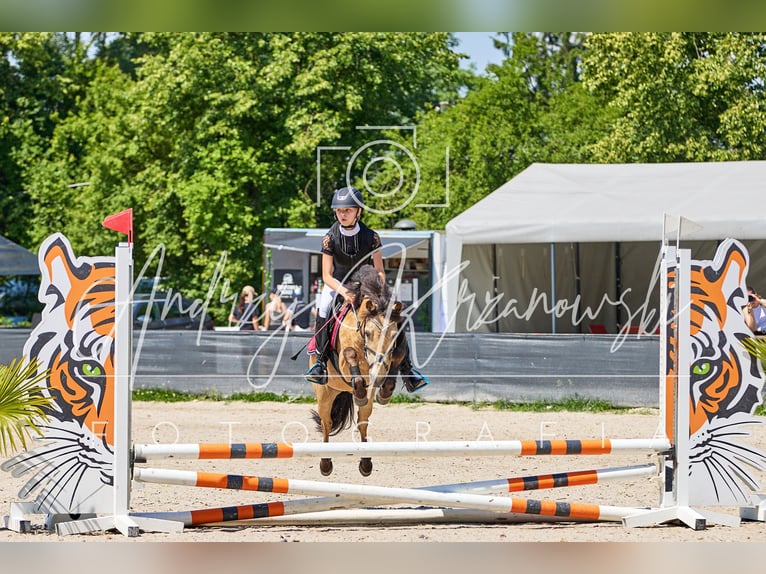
307,304,350,355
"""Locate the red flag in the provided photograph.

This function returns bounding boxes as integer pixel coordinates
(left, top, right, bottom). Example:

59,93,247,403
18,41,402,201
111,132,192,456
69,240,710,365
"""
102,208,133,244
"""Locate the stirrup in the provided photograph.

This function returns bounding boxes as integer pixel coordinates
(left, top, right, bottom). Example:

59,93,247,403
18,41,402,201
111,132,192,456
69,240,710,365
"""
304,361,327,384
402,368,429,393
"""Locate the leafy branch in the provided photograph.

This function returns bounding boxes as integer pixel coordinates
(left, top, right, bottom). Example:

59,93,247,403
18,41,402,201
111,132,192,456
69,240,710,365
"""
0,357,52,457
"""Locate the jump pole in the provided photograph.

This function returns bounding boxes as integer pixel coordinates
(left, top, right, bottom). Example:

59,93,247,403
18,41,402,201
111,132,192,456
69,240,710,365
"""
132,438,670,461
133,467,653,523
134,505,579,527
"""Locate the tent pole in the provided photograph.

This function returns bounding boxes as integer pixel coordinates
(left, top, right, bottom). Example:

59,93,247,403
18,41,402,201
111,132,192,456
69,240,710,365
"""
492,244,499,333
550,243,556,334
575,243,582,334
615,242,622,329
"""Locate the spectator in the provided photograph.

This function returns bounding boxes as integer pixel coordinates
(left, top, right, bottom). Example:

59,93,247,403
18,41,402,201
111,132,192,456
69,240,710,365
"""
263,288,286,330
228,285,259,331
744,286,766,335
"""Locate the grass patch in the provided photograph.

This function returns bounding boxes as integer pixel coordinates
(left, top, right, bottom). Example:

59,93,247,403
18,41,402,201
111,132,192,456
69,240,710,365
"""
387,393,425,404
132,388,617,412
475,396,626,413
132,387,426,405
132,388,315,404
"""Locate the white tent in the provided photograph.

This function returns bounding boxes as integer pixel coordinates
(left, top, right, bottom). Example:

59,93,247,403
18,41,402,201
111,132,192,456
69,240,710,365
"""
442,161,766,334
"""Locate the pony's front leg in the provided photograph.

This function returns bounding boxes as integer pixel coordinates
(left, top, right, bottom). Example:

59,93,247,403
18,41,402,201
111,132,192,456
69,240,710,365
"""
356,399,374,477
313,383,336,476
375,374,397,406
343,348,368,407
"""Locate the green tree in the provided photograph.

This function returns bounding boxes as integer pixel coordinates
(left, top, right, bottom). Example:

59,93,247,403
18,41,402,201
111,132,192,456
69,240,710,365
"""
24,33,464,320
1,33,104,248
582,32,766,162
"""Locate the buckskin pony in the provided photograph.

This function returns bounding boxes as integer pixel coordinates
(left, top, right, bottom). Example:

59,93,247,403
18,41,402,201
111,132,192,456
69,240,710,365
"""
309,265,404,477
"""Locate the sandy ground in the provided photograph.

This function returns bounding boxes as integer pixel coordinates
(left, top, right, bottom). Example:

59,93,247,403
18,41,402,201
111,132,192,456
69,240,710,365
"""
2,399,766,544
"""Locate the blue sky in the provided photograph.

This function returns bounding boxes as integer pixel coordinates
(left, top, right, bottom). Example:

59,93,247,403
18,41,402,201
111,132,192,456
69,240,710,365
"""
452,32,505,72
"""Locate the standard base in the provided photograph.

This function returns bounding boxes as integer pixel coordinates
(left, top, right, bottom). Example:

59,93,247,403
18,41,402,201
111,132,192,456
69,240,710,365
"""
53,514,184,536
740,494,766,522
3,502,183,537
623,505,740,530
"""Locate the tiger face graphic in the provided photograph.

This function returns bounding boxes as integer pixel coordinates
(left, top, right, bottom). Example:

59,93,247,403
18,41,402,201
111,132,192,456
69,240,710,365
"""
1,233,116,514
667,238,766,505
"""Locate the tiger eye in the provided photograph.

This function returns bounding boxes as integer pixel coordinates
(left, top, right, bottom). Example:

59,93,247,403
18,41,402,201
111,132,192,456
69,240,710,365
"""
82,363,103,377
692,362,711,376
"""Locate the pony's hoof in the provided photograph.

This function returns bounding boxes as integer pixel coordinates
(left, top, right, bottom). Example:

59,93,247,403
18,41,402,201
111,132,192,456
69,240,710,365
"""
359,457,373,476
320,458,333,476
353,378,368,406
375,393,391,406
375,380,395,405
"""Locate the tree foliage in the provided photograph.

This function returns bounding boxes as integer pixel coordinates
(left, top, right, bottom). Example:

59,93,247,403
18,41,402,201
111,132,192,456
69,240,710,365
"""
582,32,766,162
14,32,463,318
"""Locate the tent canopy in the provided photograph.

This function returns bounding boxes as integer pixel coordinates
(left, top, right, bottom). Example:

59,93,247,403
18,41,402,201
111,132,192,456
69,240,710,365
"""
446,161,766,244
0,235,39,276
443,161,766,334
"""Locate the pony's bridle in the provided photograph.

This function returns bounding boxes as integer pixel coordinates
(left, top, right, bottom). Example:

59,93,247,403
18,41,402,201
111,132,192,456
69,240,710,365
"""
352,306,393,366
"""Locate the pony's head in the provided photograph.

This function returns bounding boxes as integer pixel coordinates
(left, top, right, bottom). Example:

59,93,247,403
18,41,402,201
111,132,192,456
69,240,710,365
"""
356,296,403,385
347,264,393,311
343,266,402,385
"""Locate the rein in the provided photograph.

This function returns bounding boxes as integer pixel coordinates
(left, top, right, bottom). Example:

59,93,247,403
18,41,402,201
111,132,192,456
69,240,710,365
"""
353,304,393,364
327,302,392,389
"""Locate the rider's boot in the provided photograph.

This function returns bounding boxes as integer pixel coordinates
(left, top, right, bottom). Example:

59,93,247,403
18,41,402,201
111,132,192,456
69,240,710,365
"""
399,351,429,393
304,315,329,384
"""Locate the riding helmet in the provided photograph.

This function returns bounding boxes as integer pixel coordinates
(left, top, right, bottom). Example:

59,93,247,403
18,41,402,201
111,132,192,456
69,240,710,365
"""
331,186,364,209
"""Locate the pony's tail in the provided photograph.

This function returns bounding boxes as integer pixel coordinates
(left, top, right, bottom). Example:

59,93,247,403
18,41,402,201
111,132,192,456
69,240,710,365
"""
310,393,354,436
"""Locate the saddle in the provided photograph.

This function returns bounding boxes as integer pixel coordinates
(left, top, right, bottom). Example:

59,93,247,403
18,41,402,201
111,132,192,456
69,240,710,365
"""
307,303,351,356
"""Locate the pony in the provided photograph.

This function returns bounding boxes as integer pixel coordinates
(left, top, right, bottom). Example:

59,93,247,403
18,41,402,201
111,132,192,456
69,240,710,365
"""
309,265,404,476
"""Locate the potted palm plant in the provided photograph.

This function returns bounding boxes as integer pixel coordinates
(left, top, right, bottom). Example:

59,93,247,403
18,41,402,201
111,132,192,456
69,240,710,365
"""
0,357,52,457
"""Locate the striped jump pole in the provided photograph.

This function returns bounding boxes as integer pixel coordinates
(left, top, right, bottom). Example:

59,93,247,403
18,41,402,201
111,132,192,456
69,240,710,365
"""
132,438,670,462
430,464,657,495
132,495,370,527
130,463,657,527
133,504,583,528
133,467,653,523
131,497,549,528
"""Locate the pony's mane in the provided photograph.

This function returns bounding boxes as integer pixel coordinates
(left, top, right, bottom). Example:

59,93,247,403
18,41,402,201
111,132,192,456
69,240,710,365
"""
347,265,392,312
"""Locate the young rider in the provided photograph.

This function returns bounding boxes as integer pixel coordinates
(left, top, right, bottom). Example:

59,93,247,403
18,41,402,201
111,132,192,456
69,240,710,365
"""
304,186,428,392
